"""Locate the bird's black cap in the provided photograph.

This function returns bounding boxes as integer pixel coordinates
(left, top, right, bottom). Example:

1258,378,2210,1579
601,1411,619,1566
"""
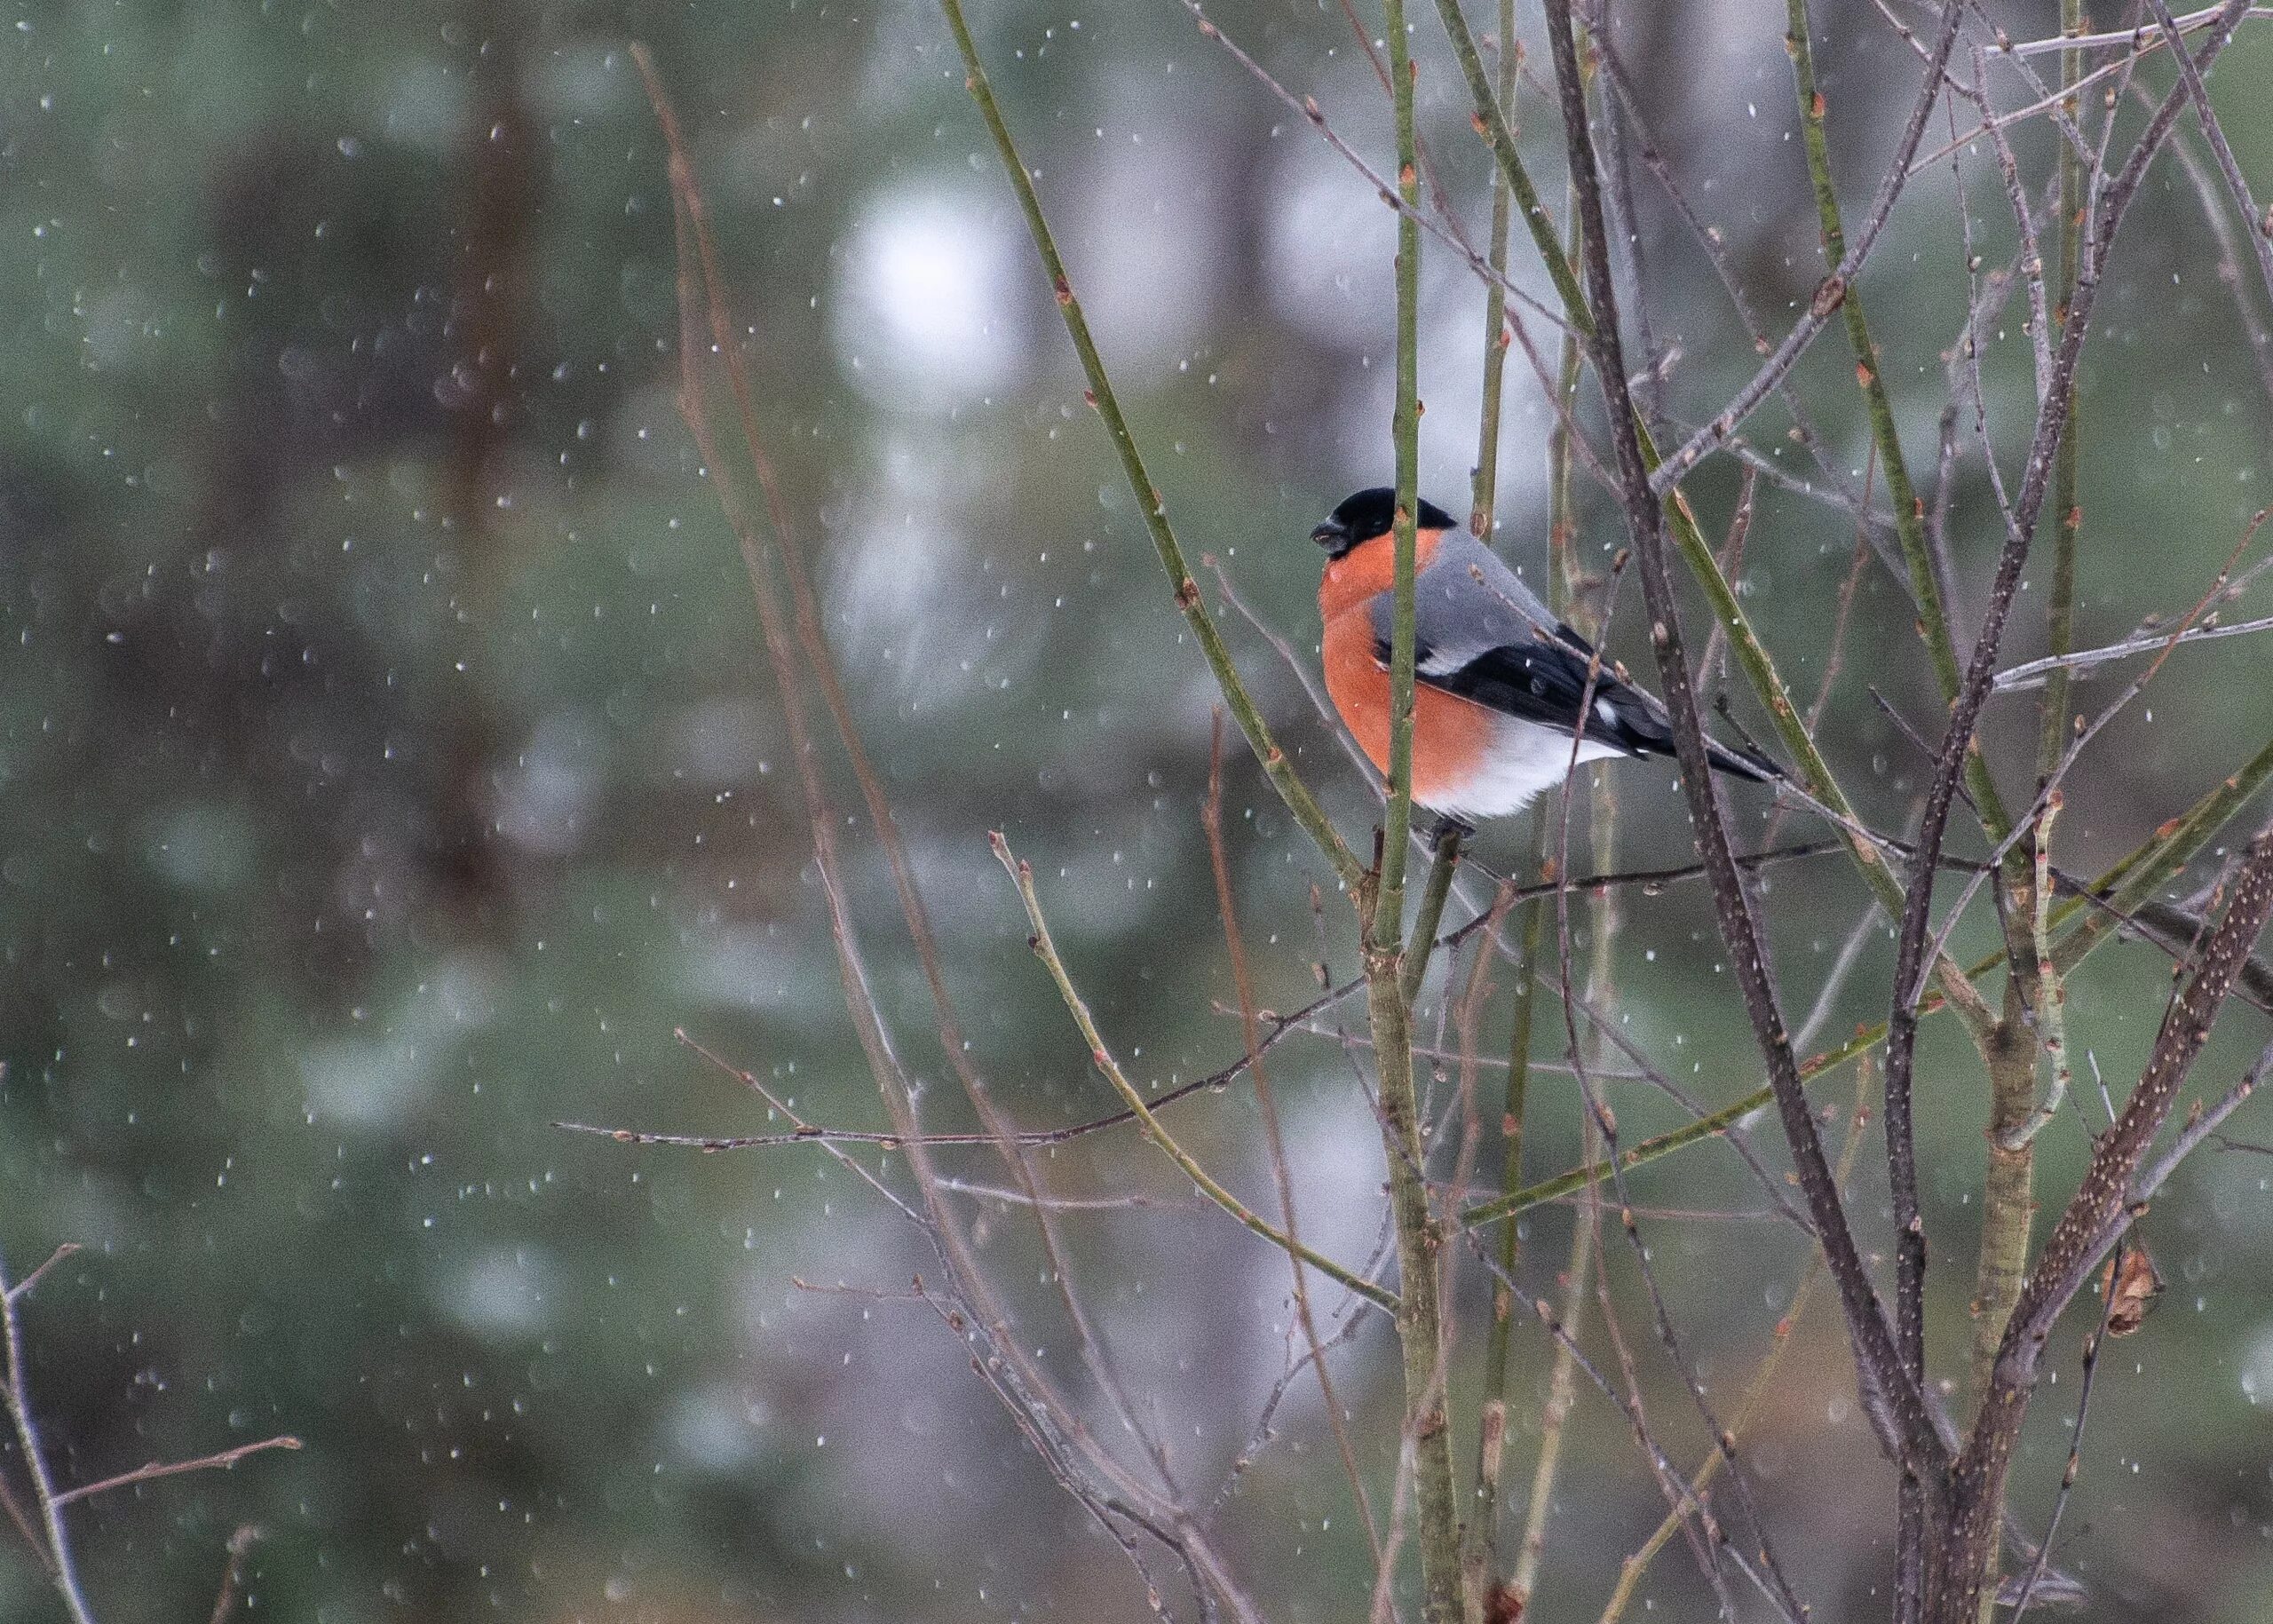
1310,487,1460,558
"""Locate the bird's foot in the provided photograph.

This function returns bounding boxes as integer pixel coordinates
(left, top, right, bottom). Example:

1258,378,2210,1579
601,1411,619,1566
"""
1426,812,1476,853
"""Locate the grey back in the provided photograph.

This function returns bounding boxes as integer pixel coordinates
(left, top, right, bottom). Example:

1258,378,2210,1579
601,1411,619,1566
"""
1366,530,1559,674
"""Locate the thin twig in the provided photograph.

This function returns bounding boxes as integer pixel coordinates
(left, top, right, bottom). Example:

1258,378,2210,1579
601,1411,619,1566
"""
2144,0,2273,305
1466,7,1532,1585
2133,1036,2273,1202
946,1,1362,889
1890,24,2264,1591
1202,716,1383,1562
1456,1194,1799,1620
1181,2,1579,338
1937,822,2273,1615
1212,1271,1383,1516
2003,1244,2119,1623
2160,98,2273,407
2003,794,2074,1150
1511,1144,1596,1605
1695,469,1757,697
206,1525,260,1624
642,40,1250,1610
995,833,1397,1314
1468,0,1521,543
1994,609,2273,689
1541,551,1807,1618
1363,4,1462,1610
0,1249,97,1624
638,38,1178,1493
53,1438,303,1509
1904,7,2270,170
1790,0,2012,868
1541,0,1948,1498
1522,400,1628,1604
1596,1059,1878,1624
2003,2,2273,54
1649,4,1966,496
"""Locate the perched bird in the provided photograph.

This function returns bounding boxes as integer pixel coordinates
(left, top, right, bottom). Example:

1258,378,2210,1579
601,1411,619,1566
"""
1311,487,1778,824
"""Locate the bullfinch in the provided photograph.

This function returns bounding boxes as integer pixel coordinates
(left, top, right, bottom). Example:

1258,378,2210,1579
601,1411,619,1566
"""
1312,487,1778,824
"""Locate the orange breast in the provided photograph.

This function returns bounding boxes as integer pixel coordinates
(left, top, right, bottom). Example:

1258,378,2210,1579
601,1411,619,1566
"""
1321,597,1498,808
1319,525,1445,618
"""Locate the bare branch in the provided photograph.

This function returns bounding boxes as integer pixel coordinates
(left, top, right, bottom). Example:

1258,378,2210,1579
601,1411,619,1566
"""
1994,609,2273,689
1650,5,1965,495
1935,823,2273,1617
3,1247,80,1307
53,1438,303,1509
0,1250,100,1624
1202,715,1384,1561
1540,0,1947,1498
994,831,1398,1313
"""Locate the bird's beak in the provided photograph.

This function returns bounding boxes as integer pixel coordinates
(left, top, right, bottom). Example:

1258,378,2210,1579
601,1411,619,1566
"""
1310,518,1350,552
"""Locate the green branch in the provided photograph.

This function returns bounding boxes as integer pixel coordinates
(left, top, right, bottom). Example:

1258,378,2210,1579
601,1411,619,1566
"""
1368,7,1461,1620
1465,727,2273,1232
938,0,1362,891
1467,0,1521,541
1402,828,1466,1006
1430,0,1990,1040
2054,729,2273,972
2039,0,2087,788
1464,13,1529,1601
1432,0,1591,335
1786,2,2028,1012
1377,0,1425,934
1461,1024,1870,1230
1471,827,1543,1599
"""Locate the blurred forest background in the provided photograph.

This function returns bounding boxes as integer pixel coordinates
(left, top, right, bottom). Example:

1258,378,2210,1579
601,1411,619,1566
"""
4,1,2272,1620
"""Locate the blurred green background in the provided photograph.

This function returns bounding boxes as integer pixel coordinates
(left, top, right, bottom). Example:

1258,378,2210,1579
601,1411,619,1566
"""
4,1,2272,1619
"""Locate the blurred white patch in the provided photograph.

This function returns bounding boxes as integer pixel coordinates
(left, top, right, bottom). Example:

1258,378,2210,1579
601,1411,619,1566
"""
1071,85,1226,384
523,40,637,124
728,1246,1000,1563
1268,133,1553,527
152,803,256,891
853,2,947,104
1271,1088,1391,1270
823,495,951,674
298,950,503,1129
440,1244,560,1342
1332,293,1555,519
495,709,606,855
1263,153,1398,347
821,432,1031,711
424,951,506,1030
673,923,828,1015
2240,1319,2273,1404
299,1034,431,1129
831,185,1026,413
82,285,157,374
667,696,769,788
1093,1081,1393,1456
376,56,468,154
664,1382,768,1474
1003,809,1184,945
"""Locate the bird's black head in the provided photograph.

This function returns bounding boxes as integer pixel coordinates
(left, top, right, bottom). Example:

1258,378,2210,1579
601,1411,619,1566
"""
1309,487,1460,558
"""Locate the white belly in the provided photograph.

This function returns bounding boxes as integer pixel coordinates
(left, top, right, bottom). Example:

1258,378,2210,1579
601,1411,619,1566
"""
1424,717,1623,821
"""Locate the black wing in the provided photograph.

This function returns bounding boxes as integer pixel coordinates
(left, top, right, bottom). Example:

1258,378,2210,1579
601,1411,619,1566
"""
1382,624,1777,783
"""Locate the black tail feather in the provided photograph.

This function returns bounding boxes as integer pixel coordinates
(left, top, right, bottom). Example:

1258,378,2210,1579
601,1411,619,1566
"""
1703,733,1781,784
1596,693,1780,784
